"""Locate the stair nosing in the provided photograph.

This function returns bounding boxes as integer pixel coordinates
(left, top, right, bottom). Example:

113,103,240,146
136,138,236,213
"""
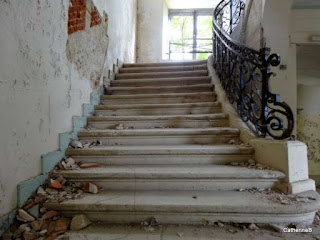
94,102,221,110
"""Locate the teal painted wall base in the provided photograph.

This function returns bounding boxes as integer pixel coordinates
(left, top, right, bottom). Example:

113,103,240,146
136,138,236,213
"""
16,92,100,209
0,210,16,237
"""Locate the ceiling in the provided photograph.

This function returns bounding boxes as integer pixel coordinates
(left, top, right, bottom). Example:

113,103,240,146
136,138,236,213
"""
165,0,220,9
292,0,320,8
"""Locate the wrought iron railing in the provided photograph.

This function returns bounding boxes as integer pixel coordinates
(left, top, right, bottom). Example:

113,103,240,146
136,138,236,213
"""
212,0,294,140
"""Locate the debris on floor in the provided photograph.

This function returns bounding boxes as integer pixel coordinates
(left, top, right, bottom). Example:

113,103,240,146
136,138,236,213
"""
3,174,93,240
115,123,134,130
79,163,101,169
228,160,276,170
248,223,259,231
56,157,101,171
69,139,102,149
140,217,161,233
70,214,91,231
69,140,83,149
83,182,102,194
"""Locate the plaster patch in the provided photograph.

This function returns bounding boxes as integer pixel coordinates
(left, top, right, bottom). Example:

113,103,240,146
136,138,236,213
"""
297,115,320,176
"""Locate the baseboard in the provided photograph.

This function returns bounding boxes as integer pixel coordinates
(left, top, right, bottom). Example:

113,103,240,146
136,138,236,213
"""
16,92,100,209
0,210,16,237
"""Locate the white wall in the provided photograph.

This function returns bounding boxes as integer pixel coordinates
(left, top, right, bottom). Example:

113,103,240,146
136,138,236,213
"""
262,0,297,133
137,0,164,63
297,45,320,181
93,0,137,69
162,0,169,60
0,0,137,218
291,9,320,44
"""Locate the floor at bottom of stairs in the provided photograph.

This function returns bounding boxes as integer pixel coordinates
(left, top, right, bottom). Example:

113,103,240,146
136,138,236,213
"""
56,224,320,240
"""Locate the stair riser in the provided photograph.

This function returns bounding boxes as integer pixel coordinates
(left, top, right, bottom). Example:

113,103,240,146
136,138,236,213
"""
68,155,253,165
95,107,222,116
111,79,211,87
65,179,278,191
78,135,239,146
101,96,216,105
107,86,213,95
88,120,229,129
116,72,208,80
57,211,316,226
119,66,207,73
123,61,208,68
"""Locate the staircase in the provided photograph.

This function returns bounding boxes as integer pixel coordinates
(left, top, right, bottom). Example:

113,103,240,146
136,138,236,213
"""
45,60,319,226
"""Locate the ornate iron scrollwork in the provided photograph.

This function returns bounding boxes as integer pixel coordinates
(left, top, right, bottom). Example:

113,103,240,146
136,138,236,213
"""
212,0,294,140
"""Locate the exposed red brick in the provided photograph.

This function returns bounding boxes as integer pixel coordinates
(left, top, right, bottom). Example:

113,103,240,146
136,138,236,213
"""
68,0,86,35
90,6,102,28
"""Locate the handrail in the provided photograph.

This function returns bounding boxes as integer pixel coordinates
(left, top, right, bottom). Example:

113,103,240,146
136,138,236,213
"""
212,0,294,140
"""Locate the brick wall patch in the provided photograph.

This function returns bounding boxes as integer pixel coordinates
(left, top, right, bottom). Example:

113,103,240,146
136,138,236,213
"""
90,6,102,28
68,0,86,35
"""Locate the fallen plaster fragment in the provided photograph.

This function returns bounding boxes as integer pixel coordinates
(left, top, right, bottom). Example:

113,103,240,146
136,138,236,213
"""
70,214,91,231
17,209,35,222
248,223,259,231
70,140,83,149
83,182,101,194
217,222,225,228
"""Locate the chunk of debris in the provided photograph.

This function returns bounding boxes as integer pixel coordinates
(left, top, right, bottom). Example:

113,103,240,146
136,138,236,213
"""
41,210,59,220
17,209,35,222
70,214,91,231
83,182,101,194
228,229,238,233
13,223,29,238
69,140,83,149
56,176,67,186
37,187,47,196
115,124,125,130
49,179,63,189
46,219,70,240
192,195,198,199
27,204,40,219
149,217,160,227
45,188,58,195
230,162,239,166
22,230,39,240
80,163,101,169
217,222,225,228
228,139,237,144
30,220,43,232
248,223,259,231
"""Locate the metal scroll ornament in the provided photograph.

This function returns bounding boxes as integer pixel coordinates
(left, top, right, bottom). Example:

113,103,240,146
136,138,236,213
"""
212,0,294,139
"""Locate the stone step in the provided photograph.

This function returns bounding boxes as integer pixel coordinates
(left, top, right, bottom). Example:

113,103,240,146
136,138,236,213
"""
94,102,222,116
106,84,214,95
100,92,216,105
54,165,285,191
116,70,208,80
123,60,207,68
44,190,320,225
87,113,229,129
66,145,254,166
110,76,211,87
78,128,239,146
119,64,207,73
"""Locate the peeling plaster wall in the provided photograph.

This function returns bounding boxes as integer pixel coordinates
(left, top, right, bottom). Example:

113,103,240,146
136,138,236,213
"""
0,0,137,218
297,45,320,182
92,0,137,70
137,0,164,63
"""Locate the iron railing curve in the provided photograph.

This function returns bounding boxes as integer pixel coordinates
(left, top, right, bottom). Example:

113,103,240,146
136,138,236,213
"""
212,0,294,140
